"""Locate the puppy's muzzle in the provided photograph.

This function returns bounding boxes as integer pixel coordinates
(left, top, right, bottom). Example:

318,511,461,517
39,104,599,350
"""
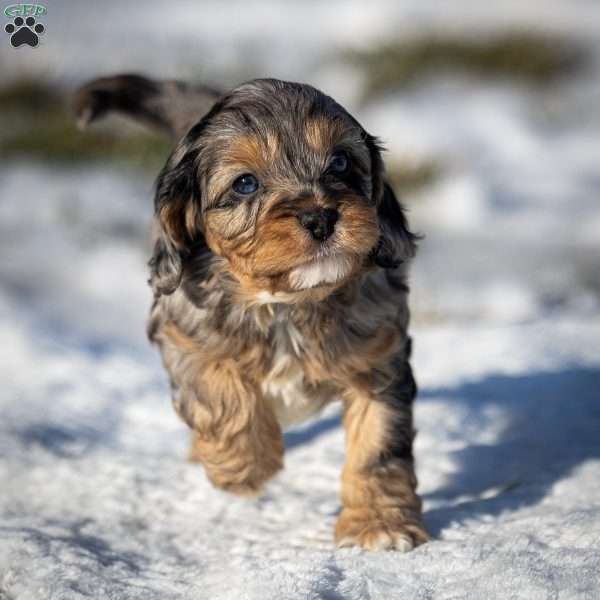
298,208,339,241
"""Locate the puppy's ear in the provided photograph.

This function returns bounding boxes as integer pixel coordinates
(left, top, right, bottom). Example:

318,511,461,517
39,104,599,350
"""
149,148,202,297
373,182,419,268
365,135,419,268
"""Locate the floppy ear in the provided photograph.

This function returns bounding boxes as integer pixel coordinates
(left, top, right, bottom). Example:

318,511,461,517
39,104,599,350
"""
373,182,419,268
365,135,419,268
149,148,202,297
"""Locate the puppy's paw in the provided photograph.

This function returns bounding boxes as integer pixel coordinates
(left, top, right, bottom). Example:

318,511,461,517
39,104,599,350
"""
335,507,429,552
208,466,278,498
191,437,284,497
205,457,284,497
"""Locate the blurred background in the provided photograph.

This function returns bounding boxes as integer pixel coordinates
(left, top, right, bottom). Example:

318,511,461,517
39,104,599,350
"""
1,2,600,597
1,0,599,343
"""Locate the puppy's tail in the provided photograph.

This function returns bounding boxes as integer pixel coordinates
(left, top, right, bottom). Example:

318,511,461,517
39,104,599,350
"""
73,73,223,140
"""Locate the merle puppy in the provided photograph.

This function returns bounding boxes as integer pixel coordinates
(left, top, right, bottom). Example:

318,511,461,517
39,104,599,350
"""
75,74,428,551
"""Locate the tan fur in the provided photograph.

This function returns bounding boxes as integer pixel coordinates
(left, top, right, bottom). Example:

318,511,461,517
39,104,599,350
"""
152,259,425,543
163,321,284,494
305,117,347,153
223,131,280,172
204,192,379,299
336,392,429,550
83,76,427,550
159,201,192,247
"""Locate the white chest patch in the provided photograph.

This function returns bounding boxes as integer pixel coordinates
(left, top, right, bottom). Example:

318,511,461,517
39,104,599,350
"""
260,321,328,429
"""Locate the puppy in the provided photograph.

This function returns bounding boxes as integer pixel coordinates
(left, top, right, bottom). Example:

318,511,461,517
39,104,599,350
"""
74,74,429,551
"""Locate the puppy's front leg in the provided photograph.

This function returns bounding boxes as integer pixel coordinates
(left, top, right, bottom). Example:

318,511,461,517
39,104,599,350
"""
336,360,429,551
177,359,284,496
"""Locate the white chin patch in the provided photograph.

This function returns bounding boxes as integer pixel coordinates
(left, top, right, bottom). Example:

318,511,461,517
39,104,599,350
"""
289,255,354,290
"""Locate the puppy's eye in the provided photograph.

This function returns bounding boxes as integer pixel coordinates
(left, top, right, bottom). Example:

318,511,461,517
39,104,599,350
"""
232,174,259,195
328,152,349,174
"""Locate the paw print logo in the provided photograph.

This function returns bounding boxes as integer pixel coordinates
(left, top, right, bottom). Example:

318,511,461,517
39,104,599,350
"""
5,16,45,47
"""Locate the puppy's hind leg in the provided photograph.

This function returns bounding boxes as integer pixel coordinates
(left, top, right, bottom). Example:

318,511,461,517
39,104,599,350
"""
336,358,429,551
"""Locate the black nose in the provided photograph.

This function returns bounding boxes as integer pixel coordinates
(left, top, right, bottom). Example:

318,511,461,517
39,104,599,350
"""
298,208,339,241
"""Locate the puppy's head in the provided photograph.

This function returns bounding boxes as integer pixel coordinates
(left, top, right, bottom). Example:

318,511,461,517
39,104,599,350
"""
151,79,415,300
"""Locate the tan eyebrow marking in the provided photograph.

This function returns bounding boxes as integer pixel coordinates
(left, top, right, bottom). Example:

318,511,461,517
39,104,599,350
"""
304,117,346,151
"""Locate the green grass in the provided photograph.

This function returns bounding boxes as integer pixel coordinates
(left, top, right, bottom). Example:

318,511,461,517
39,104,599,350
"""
0,79,63,112
0,114,170,168
347,31,586,99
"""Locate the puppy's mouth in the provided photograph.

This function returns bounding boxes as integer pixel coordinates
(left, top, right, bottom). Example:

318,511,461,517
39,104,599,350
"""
288,251,355,290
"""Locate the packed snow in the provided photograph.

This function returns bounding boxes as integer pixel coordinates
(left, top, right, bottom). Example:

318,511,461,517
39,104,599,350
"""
1,1,600,598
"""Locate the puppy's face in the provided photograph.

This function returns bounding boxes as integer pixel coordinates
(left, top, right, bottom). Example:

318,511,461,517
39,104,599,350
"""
153,80,398,300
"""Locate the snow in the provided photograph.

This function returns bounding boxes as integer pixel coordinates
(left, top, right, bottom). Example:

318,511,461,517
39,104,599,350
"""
2,310,600,598
2,1,600,598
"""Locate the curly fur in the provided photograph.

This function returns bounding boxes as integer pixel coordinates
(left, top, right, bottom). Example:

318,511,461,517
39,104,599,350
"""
75,74,428,551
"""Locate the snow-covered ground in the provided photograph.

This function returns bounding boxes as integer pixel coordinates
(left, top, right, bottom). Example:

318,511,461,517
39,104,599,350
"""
1,2,600,598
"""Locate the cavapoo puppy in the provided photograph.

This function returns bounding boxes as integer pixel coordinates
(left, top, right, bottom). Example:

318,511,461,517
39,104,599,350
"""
74,74,428,551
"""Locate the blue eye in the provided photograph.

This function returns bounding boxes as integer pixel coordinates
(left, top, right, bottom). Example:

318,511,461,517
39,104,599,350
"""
232,173,259,195
328,152,349,174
